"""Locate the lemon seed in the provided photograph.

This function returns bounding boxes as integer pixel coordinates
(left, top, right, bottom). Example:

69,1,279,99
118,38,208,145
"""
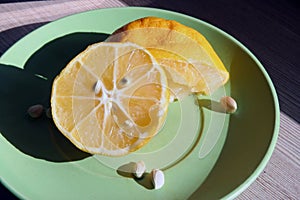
220,96,237,113
151,169,165,189
132,161,146,178
46,108,52,118
27,104,44,118
94,80,102,94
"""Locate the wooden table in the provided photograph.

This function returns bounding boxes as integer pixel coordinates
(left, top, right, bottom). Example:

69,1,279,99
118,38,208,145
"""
0,0,299,199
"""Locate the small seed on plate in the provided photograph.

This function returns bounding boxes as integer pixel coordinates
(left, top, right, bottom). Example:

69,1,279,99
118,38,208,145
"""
220,96,237,113
132,161,146,178
46,108,52,118
151,169,165,189
27,104,44,118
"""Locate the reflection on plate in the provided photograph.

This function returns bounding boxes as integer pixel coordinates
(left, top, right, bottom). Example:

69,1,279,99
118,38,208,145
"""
0,7,279,200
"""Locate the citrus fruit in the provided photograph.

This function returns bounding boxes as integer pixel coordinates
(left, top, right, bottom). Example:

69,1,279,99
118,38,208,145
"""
109,17,229,98
51,42,169,156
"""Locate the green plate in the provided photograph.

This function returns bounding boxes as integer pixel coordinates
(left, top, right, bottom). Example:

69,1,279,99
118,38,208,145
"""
0,7,280,199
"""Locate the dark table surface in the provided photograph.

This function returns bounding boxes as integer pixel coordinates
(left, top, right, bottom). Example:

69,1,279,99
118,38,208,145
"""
0,0,299,199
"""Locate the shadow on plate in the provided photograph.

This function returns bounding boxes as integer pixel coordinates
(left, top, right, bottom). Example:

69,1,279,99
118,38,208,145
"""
117,162,154,190
0,32,109,162
190,45,277,199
